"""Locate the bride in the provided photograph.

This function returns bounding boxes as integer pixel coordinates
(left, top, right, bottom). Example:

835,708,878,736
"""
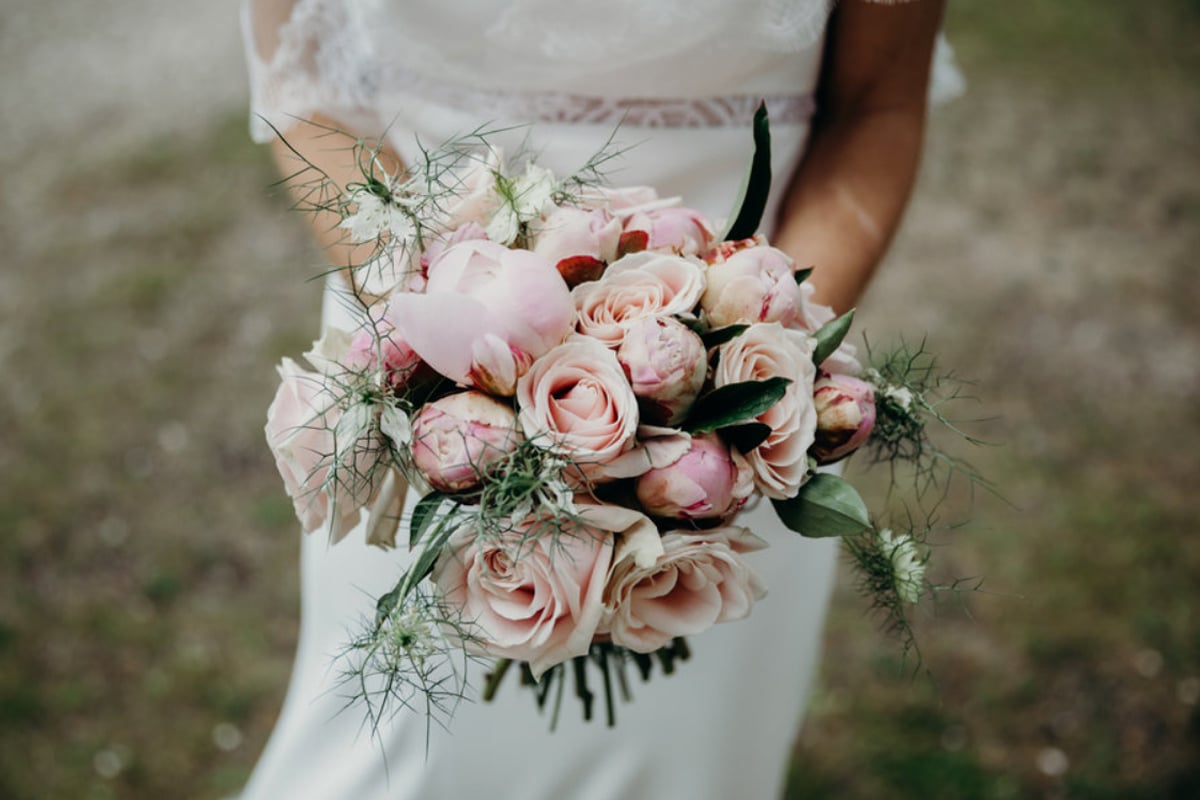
239,1,952,797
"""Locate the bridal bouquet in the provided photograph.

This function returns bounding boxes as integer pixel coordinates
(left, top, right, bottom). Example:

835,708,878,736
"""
265,109,975,728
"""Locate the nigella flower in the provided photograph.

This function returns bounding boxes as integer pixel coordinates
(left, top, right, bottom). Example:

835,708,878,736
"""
340,179,418,244
878,528,926,604
487,163,558,245
380,606,438,669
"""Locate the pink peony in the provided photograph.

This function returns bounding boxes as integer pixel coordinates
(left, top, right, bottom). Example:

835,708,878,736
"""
616,316,707,425
515,337,640,482
602,526,767,653
572,251,706,348
714,323,818,500
528,206,623,288
410,391,521,493
622,206,714,258
635,433,754,520
389,240,575,396
700,245,809,329
264,358,380,542
432,515,613,678
810,374,876,464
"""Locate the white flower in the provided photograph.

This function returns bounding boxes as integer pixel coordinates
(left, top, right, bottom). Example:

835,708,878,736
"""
879,528,926,604
340,184,417,244
486,163,559,244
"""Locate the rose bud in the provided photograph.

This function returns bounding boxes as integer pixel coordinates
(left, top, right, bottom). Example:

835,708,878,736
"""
411,391,521,493
810,374,876,464
616,316,706,426
622,206,714,257
701,245,808,329
635,433,754,520
529,206,623,288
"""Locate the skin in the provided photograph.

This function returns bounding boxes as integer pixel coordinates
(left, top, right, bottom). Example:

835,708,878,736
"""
774,0,947,314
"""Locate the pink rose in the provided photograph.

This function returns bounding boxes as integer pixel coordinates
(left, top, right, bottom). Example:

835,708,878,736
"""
264,358,380,542
529,206,623,288
714,323,818,500
602,526,767,653
616,316,707,425
622,206,714,257
700,245,808,329
810,374,876,464
635,433,754,520
410,391,521,493
572,251,706,347
390,240,575,396
515,337,640,481
432,515,613,677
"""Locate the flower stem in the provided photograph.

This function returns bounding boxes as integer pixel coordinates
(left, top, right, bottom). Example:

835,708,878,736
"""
481,658,512,702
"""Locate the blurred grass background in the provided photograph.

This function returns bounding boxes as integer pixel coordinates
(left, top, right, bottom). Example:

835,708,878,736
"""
1,1,1198,798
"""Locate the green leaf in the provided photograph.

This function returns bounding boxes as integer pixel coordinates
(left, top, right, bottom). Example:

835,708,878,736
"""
722,422,773,453
409,491,448,549
683,377,791,434
771,473,871,538
721,102,772,241
701,324,749,348
793,267,814,285
812,308,855,367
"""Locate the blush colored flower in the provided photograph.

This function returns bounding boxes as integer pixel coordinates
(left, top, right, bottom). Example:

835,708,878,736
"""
390,240,575,396
572,251,706,347
615,316,707,425
714,323,818,500
410,391,521,493
264,358,381,542
634,433,754,520
701,245,808,329
622,206,714,257
810,374,876,464
515,337,640,482
528,205,623,287
602,526,767,653
432,515,614,677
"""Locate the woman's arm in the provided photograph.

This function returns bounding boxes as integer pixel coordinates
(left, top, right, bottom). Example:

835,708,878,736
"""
270,114,405,282
773,0,947,315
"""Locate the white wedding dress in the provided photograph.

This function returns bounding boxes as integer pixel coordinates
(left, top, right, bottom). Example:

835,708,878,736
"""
238,2,961,798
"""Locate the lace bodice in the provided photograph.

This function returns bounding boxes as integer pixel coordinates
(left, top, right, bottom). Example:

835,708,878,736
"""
243,0,962,141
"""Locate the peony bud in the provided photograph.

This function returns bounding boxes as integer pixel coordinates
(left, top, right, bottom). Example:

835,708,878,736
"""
345,321,424,391
810,374,876,464
616,316,707,426
635,433,754,520
411,391,521,493
701,245,808,329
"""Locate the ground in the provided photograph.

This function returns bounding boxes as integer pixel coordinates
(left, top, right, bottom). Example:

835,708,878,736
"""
1,2,1198,798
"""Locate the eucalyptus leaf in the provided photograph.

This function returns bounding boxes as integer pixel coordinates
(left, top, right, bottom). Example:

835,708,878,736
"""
771,473,871,538
721,102,772,241
812,309,855,367
701,324,750,349
683,377,790,434
722,422,773,453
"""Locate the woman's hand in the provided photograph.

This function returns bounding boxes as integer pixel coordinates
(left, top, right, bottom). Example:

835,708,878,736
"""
773,0,946,315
